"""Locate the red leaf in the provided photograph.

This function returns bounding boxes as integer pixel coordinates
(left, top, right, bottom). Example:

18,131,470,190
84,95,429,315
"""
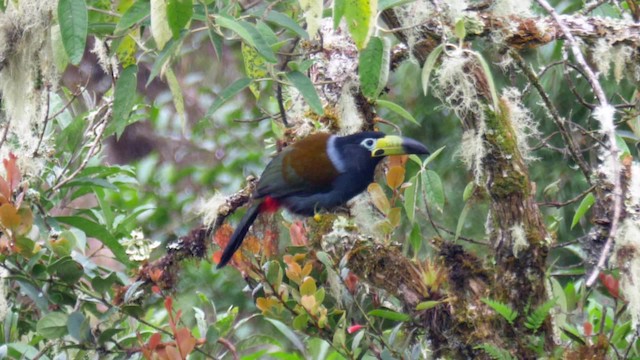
583,321,593,336
289,221,307,246
263,229,278,258
164,296,173,313
214,224,233,247
0,177,10,201
175,328,196,357
599,273,620,299
344,271,359,294
148,332,162,350
212,251,222,265
164,345,182,360
3,153,20,193
347,324,364,334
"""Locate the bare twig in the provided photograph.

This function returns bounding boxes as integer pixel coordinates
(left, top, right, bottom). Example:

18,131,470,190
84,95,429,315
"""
510,51,592,181
534,0,622,287
217,338,239,360
539,185,596,208
45,90,82,124
521,60,564,96
562,60,596,110
50,109,110,193
33,86,52,157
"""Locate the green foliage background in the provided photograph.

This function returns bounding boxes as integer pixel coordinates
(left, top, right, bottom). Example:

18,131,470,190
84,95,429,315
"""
0,0,639,358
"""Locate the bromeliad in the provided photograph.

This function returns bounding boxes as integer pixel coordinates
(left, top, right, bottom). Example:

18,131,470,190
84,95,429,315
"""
217,131,429,268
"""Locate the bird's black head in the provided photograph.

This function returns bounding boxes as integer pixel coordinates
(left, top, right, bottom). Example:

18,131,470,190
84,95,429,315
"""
332,131,430,176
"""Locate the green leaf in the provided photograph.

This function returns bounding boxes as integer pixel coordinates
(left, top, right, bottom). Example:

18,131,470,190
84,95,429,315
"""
215,17,277,63
351,328,365,353
454,18,466,40
300,277,317,296
472,51,499,112
422,145,445,167
94,188,114,230
255,21,279,46
51,25,69,71
368,309,410,322
333,0,346,29
615,134,631,157
315,287,325,303
315,251,334,268
422,170,445,212
266,260,283,290
165,67,186,132
462,181,475,202
292,313,309,331
416,300,441,311
264,11,308,39
49,256,84,283
66,228,87,253
475,344,515,360
167,0,193,39
147,38,180,86
16,280,48,310
359,36,389,99
206,77,252,117
299,0,323,36
151,0,172,49
285,71,324,115
91,272,123,294
481,298,518,325
206,324,220,344
55,216,130,265
58,0,88,65
67,311,92,342
561,325,585,345
455,202,471,242
62,177,119,191
242,43,268,99
216,307,238,336
98,327,124,345
265,318,306,354
571,192,595,229
403,175,419,223
344,0,376,49
376,99,419,125
37,312,69,339
112,65,139,140
332,314,347,348
409,223,422,254
208,26,224,60
611,321,632,346
524,298,556,331
116,0,150,33
193,307,207,338
421,44,444,96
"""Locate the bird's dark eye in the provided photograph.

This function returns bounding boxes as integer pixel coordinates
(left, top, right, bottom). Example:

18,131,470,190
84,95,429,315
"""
361,138,376,150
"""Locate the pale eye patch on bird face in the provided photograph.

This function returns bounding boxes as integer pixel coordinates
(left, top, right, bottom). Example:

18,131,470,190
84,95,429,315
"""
360,138,377,150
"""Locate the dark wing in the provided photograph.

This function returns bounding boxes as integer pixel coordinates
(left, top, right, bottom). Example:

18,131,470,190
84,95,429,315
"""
256,134,340,199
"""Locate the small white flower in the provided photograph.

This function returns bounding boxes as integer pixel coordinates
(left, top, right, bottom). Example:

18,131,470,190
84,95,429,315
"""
120,229,160,262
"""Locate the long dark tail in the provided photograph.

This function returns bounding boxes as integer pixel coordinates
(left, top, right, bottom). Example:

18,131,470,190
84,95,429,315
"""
216,201,263,269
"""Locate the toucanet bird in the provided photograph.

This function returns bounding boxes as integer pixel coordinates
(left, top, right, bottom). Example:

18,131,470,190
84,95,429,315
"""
216,131,429,268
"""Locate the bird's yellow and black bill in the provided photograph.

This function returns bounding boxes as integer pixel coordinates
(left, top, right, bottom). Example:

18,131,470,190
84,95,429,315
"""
371,135,430,157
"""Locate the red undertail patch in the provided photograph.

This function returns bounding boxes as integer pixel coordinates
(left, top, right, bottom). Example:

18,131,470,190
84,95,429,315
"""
261,196,281,213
